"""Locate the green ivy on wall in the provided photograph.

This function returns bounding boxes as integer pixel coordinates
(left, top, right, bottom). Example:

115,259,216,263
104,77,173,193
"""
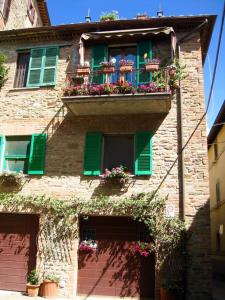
0,54,9,89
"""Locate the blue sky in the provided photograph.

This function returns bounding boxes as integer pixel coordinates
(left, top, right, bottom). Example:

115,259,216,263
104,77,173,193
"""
47,0,224,129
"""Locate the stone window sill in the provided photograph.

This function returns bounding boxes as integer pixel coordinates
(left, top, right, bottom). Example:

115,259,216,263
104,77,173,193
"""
8,86,56,92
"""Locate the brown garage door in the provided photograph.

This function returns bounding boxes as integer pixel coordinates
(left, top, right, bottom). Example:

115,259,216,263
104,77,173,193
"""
78,216,155,298
0,213,39,291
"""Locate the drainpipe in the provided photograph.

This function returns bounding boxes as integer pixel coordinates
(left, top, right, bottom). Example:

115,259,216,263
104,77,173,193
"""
176,18,208,221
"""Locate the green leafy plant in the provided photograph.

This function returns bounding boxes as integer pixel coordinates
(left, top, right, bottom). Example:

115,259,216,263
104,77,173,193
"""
44,274,60,283
100,10,119,21
0,54,9,89
167,59,186,89
0,172,25,188
28,269,39,285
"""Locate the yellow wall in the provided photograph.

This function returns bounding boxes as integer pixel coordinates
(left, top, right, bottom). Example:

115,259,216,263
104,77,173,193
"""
209,125,225,256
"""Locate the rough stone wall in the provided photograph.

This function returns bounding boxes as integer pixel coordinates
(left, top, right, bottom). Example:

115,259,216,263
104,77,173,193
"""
2,0,43,31
179,32,211,300
0,32,211,299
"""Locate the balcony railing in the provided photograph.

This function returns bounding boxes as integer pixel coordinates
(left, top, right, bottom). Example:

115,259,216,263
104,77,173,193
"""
64,67,171,97
62,67,172,116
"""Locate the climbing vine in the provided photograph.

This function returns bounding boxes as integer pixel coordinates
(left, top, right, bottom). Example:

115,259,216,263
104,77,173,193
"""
0,54,9,89
0,192,186,295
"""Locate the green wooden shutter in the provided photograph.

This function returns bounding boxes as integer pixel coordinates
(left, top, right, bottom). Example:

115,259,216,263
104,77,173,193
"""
91,45,106,84
28,134,47,175
27,48,44,87
135,131,152,175
137,41,152,85
84,132,102,176
42,47,58,86
0,135,5,173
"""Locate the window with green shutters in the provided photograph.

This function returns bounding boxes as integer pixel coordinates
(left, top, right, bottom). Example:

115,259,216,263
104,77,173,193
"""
83,132,152,176
137,40,152,85
91,44,107,84
84,132,102,176
26,46,59,87
0,134,47,175
135,131,152,175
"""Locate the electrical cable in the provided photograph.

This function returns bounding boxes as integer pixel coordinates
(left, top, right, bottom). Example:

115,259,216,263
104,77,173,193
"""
154,1,225,195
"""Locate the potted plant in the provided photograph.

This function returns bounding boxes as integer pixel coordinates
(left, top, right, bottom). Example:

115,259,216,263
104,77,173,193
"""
100,10,119,21
136,12,149,20
0,171,25,188
160,278,184,300
26,269,40,297
134,241,153,257
119,59,134,73
79,240,97,252
41,274,59,298
100,165,130,186
145,58,161,72
100,61,115,74
76,62,90,76
167,59,186,90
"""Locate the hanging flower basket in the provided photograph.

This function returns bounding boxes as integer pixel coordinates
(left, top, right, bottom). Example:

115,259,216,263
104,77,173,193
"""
100,165,130,186
145,58,160,72
79,240,97,252
100,61,115,74
134,241,153,257
76,64,90,76
119,59,134,73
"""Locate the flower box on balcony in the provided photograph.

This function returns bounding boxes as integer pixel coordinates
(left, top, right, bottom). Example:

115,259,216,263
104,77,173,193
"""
100,61,115,74
119,59,133,73
102,66,115,74
145,59,160,72
76,67,90,76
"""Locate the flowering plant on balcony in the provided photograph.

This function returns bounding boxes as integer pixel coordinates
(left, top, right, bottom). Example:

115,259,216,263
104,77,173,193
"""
77,62,90,68
137,82,159,93
79,240,97,252
113,80,135,94
100,165,130,185
100,61,115,67
119,59,134,66
63,85,88,96
144,58,160,64
134,241,153,257
89,83,113,96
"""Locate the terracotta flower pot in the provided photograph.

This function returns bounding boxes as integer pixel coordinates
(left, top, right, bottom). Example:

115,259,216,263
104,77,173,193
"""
26,284,40,297
160,287,177,300
40,279,58,298
76,67,90,76
101,66,115,74
145,63,160,72
119,65,133,73
169,68,176,78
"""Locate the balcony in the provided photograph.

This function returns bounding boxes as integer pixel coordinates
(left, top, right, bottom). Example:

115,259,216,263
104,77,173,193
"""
62,67,172,116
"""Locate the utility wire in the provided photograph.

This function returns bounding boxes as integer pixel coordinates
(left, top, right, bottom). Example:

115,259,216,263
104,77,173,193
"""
154,1,225,194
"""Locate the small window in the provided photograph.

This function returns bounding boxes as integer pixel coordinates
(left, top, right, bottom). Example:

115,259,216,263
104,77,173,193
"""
82,229,96,240
214,143,218,161
14,52,30,88
0,134,47,175
27,0,35,24
103,135,134,174
14,47,59,88
0,0,11,21
4,136,31,173
216,180,220,204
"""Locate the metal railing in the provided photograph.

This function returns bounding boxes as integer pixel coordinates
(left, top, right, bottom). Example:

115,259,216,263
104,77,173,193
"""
66,67,170,91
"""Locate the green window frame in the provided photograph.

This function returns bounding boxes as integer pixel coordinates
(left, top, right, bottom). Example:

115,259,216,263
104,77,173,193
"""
83,131,152,176
137,40,153,85
0,134,47,175
27,46,59,87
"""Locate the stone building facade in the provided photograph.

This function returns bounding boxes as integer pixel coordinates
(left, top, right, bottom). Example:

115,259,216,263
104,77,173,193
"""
0,15,215,300
0,0,50,30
